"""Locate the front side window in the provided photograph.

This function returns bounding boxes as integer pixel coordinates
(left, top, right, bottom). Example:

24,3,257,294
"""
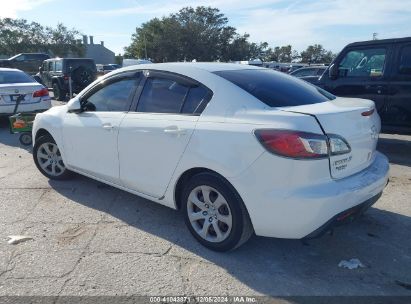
399,45,411,75
83,78,136,112
136,76,211,114
55,61,63,72
338,48,386,78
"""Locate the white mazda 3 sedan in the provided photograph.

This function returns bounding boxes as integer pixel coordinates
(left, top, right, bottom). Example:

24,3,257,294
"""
32,63,389,251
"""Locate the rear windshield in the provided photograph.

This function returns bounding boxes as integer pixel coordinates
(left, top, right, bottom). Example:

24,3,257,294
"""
0,70,35,84
214,69,335,107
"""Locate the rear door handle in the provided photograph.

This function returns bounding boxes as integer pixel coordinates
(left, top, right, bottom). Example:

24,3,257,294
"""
164,126,186,136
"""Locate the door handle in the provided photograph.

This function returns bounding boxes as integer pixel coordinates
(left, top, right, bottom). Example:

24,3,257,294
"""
164,126,186,136
102,123,114,131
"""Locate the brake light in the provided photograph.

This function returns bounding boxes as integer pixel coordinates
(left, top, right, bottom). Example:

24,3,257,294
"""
254,130,351,159
361,108,375,116
254,130,328,159
33,88,49,98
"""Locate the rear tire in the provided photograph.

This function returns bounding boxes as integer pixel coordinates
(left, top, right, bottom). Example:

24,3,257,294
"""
33,135,72,180
182,172,253,251
52,82,66,101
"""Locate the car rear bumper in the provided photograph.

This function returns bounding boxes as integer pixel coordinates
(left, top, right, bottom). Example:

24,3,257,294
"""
229,151,389,239
0,100,51,116
303,191,382,239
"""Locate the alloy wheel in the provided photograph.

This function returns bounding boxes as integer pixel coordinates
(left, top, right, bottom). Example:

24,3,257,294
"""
187,185,233,243
36,142,66,176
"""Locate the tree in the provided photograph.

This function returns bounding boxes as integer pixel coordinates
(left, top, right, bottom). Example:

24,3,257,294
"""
124,6,268,62
0,18,84,57
300,44,335,64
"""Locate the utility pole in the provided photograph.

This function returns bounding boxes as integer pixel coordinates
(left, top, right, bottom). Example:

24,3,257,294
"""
373,32,378,40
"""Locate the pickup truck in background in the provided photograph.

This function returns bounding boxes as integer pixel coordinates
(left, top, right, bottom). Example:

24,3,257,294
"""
0,53,50,75
307,37,411,134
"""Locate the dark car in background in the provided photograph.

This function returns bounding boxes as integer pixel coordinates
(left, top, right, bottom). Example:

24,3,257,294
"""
96,64,116,76
290,66,327,81
309,37,411,133
0,53,50,75
37,58,97,101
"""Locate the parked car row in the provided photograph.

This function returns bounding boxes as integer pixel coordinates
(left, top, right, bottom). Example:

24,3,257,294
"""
1,37,410,133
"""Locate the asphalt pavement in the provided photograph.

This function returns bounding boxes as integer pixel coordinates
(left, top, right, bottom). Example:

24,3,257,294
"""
0,104,410,301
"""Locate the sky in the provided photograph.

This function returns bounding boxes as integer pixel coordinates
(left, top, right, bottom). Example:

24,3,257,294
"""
2,0,411,55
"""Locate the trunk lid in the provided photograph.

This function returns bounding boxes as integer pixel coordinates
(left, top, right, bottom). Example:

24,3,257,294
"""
0,83,44,106
280,97,380,179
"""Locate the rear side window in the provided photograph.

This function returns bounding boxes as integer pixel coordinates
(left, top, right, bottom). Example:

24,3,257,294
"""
137,76,212,114
214,69,335,107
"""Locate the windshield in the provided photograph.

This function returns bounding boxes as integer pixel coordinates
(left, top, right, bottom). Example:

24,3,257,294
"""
214,69,335,107
0,70,36,84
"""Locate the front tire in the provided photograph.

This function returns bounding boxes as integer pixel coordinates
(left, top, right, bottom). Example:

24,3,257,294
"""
182,172,253,251
33,135,72,180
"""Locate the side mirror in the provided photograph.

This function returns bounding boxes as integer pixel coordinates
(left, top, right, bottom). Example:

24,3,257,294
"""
39,66,43,72
67,98,82,113
328,63,338,80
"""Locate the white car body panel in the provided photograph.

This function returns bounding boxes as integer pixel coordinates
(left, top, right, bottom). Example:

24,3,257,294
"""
32,63,389,239
62,111,126,184
118,112,198,198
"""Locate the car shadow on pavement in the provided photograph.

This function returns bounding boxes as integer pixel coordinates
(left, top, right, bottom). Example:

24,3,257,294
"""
378,137,411,167
48,176,411,296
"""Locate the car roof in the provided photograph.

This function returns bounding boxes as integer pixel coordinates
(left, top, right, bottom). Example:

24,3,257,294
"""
0,68,23,72
117,62,263,74
45,58,94,61
346,36,411,48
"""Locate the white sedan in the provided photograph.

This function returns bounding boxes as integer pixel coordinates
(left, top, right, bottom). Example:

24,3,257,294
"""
32,63,389,251
0,68,51,115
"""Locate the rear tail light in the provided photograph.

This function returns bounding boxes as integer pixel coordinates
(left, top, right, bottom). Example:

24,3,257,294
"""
254,130,351,159
361,108,375,116
33,88,49,98
328,134,351,155
254,130,328,159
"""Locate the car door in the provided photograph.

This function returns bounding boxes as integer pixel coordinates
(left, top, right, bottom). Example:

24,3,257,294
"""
323,46,390,121
384,43,411,129
62,72,141,184
118,70,212,198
